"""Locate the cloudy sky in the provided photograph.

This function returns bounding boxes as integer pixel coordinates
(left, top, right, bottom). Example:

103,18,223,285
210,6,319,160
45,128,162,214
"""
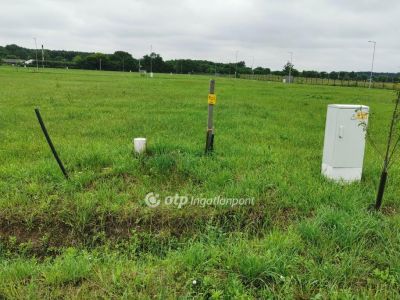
1,0,399,72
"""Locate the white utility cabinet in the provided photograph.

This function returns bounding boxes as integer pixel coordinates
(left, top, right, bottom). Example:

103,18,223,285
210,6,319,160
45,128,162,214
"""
322,104,369,182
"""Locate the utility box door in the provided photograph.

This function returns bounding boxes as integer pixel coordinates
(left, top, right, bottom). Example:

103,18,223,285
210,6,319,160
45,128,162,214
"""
322,104,369,168
332,107,367,167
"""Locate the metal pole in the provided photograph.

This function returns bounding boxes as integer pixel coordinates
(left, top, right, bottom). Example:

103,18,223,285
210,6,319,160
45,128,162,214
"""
368,41,376,89
205,80,216,153
235,51,238,79
150,45,153,75
99,58,102,71
33,37,39,70
251,56,254,79
41,44,44,69
288,52,293,84
34,108,69,179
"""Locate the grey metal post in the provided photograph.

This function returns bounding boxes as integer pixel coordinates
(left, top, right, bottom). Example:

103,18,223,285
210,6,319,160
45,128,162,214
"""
288,51,293,84
205,79,215,153
150,45,153,74
235,51,238,79
41,44,44,68
33,37,39,70
368,41,376,89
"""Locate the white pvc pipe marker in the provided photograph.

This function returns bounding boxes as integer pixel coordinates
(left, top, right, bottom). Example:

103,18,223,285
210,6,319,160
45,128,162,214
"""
133,138,147,154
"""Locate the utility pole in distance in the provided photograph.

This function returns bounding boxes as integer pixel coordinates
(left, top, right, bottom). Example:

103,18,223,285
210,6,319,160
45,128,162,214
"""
205,79,216,153
41,44,44,68
235,51,238,79
150,45,153,77
33,37,39,70
289,51,293,83
251,56,254,79
368,40,376,88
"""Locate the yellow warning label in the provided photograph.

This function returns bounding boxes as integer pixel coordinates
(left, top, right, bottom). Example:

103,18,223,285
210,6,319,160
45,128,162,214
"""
208,94,217,105
355,111,368,120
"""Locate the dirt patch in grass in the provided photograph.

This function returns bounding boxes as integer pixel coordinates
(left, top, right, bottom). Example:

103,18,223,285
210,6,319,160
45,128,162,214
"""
0,200,305,258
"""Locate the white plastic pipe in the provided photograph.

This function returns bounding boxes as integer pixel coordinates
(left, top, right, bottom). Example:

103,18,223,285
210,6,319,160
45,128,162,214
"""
133,138,147,154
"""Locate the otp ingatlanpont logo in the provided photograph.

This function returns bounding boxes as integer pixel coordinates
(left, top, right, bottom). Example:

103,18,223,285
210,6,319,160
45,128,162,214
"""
144,192,160,208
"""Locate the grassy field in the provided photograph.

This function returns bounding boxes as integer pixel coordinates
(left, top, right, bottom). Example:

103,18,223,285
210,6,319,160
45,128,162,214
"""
1,66,400,299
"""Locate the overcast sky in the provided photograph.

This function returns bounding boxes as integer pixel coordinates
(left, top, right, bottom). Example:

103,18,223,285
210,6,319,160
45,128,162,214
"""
1,0,399,72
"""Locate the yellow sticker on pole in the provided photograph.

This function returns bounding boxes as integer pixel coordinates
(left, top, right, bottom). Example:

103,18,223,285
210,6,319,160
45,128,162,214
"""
355,111,368,120
208,94,217,105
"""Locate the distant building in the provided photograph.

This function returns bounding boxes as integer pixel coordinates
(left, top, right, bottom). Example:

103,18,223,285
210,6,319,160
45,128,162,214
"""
1,58,25,65
1,58,37,66
24,59,35,65
283,75,294,83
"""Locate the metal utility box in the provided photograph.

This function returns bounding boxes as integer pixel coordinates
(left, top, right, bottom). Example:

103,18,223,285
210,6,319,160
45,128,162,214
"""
283,75,294,83
322,104,369,182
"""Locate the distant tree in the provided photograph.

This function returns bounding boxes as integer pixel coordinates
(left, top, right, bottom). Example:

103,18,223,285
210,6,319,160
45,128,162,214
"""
5,44,31,59
271,70,283,76
72,55,83,66
302,70,320,78
5,54,18,59
283,62,299,76
141,53,171,73
320,71,328,79
254,67,271,75
110,51,138,71
329,71,339,79
348,71,357,79
79,53,109,70
0,46,6,59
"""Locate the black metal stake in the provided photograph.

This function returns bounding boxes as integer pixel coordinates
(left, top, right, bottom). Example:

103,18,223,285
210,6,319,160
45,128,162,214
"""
375,170,388,210
35,108,69,179
205,79,215,154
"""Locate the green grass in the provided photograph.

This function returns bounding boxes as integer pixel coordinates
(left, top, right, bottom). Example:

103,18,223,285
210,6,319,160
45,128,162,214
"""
1,66,400,299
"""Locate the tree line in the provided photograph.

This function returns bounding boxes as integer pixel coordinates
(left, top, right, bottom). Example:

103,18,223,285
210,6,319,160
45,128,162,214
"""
1,44,399,82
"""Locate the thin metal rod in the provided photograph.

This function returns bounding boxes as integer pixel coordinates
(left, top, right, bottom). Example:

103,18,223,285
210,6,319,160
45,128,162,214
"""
33,37,39,70
368,41,376,89
235,51,238,79
387,134,400,168
41,44,44,69
374,92,400,210
35,108,69,179
383,93,400,170
288,51,293,84
150,44,153,74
